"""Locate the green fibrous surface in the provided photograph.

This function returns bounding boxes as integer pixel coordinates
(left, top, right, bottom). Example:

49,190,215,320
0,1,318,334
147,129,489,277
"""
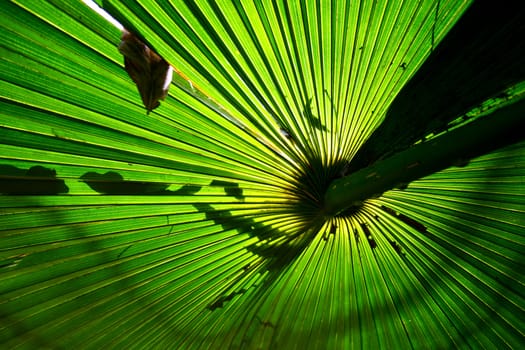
1,1,524,349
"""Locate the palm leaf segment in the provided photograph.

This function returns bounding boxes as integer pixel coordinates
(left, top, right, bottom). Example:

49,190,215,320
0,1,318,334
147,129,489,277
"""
1,1,524,349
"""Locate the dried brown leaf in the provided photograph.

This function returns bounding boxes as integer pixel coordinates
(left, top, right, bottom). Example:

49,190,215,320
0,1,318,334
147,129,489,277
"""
118,30,172,113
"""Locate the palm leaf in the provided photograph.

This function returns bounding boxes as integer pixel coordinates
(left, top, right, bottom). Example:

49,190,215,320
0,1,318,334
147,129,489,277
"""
1,1,524,349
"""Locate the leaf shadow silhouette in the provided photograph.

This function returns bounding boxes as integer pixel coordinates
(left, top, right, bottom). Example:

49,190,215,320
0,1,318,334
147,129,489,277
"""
80,171,200,195
79,170,319,313
0,165,69,195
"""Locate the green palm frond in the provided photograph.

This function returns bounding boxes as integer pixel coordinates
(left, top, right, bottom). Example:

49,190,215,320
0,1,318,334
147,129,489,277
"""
1,1,524,349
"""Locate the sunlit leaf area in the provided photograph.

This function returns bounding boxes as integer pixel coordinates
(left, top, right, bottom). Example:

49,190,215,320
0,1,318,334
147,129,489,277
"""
1,1,524,349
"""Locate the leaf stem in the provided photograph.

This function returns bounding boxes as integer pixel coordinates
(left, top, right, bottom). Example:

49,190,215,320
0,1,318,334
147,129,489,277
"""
323,99,525,216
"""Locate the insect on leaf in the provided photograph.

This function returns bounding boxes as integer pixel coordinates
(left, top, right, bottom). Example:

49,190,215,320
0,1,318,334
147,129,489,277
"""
118,29,173,113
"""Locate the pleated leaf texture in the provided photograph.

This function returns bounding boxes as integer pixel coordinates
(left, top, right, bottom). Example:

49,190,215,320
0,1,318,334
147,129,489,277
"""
1,1,524,349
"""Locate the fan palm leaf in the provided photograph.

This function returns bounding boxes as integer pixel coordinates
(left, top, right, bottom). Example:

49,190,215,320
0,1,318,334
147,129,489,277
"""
1,1,524,349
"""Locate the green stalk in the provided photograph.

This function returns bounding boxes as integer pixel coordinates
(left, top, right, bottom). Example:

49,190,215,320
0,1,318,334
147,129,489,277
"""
323,98,525,216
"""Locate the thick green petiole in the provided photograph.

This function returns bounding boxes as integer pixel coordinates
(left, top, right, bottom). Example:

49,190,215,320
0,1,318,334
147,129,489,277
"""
323,98,525,216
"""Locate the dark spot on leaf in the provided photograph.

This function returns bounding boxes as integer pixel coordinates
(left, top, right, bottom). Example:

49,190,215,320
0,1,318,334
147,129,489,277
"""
381,206,396,216
360,223,376,249
398,213,427,233
208,294,235,311
256,316,276,328
208,288,249,311
381,205,427,233
389,240,405,256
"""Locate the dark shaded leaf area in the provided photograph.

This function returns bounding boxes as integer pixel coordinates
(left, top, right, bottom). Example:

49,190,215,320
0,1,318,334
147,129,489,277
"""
345,1,525,174
0,165,68,195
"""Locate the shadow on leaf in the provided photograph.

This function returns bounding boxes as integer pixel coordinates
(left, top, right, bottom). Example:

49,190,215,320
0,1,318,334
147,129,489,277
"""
0,165,69,195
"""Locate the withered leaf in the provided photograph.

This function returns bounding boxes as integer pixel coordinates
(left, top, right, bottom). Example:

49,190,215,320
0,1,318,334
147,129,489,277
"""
118,30,173,113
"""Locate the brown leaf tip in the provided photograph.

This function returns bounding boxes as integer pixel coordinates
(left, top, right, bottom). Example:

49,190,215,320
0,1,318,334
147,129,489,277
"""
118,29,173,113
